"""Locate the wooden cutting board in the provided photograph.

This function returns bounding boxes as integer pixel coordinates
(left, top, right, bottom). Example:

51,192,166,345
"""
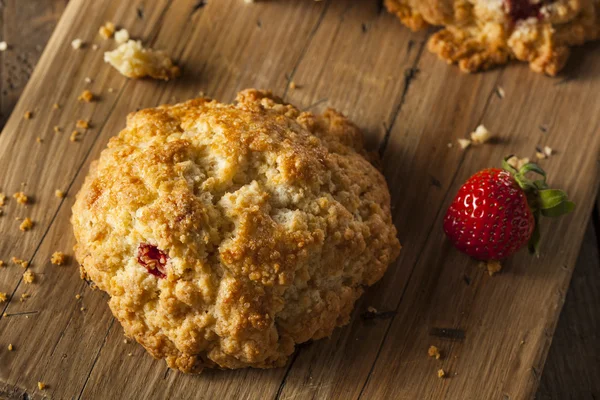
0,1,598,399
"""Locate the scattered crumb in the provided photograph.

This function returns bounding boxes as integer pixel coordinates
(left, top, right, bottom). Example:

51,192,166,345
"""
520,340,526,346
0,193,6,206
80,307,86,311
11,257,28,268
128,352,133,357
7,344,13,351
53,103,60,110
75,294,81,300
19,217,33,231
51,251,66,266
13,192,28,204
107,87,115,93
99,21,116,39
0,260,4,267
0,292,7,302
36,137,43,144
84,77,92,84
496,86,505,99
70,130,81,142
457,138,471,150
114,29,130,44
76,119,90,129
55,189,65,198
428,345,442,360
470,125,493,145
104,40,181,80
123,339,128,344
447,143,453,148
486,260,502,276
437,369,446,378
0,41,7,51
23,111,33,120
544,146,553,157
37,382,46,390
367,306,378,313
78,90,94,102
289,81,298,90
20,293,30,302
506,155,530,170
92,44,99,51
71,38,84,50
3,312,8,317
23,271,35,284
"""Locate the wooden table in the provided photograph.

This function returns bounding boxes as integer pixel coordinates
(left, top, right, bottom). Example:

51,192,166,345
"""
0,1,598,399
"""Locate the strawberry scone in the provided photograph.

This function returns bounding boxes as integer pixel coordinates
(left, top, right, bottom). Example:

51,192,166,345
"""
385,0,600,75
71,90,401,372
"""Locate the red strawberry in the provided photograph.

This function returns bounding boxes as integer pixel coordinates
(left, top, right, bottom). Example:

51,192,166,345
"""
443,156,574,260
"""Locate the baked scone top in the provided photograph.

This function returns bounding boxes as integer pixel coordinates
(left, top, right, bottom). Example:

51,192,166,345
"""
71,89,401,372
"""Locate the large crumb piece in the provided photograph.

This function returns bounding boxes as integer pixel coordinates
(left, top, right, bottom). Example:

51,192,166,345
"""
457,138,471,150
104,40,181,80
0,292,7,302
13,192,28,204
507,155,530,170
37,382,46,390
71,38,84,50
470,125,493,145
70,131,81,142
19,217,33,231
486,260,502,276
428,345,442,360
23,270,35,284
99,21,116,39
55,190,66,198
51,251,66,266
76,119,90,129
437,369,446,378
114,29,130,44
78,90,94,102
0,41,7,51
7,344,13,351
11,257,28,268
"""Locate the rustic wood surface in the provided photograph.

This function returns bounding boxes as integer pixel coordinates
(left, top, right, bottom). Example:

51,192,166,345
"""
0,1,598,399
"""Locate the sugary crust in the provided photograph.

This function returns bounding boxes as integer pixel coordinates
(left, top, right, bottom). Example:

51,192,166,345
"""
71,89,401,372
385,0,600,75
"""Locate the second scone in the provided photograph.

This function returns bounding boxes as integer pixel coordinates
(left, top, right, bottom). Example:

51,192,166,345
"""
71,89,401,373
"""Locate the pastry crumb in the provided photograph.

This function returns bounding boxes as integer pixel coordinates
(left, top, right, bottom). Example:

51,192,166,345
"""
78,90,94,102
92,44,99,51
123,339,128,344
70,131,81,142
496,86,505,99
71,38,84,49
51,251,66,265
107,87,115,93
53,103,60,110
428,345,442,360
114,29,130,44
11,257,28,268
0,41,7,51
128,352,133,356
19,217,33,231
470,125,493,145
53,126,61,133
544,146,553,157
99,21,116,39
75,294,81,300
507,155,530,170
367,306,378,313
37,382,46,390
104,40,180,80
457,138,471,150
80,307,86,311
486,260,502,276
437,369,446,378
289,81,298,90
0,193,6,206
20,293,30,302
13,192,28,204
0,260,4,267
7,344,13,351
23,271,35,283
55,189,65,198
76,119,90,129
23,111,33,120
36,137,43,143
0,292,7,302
84,77,92,84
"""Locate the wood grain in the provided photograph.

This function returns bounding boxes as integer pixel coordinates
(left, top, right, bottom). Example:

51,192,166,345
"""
0,1,598,399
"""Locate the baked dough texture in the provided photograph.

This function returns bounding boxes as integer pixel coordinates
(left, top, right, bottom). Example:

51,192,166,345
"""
71,89,401,372
385,0,600,75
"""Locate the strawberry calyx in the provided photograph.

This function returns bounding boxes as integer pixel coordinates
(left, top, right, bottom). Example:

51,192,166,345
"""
502,155,575,255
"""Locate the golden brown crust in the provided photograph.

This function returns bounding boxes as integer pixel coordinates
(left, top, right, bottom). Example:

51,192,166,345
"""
386,0,600,75
71,90,401,372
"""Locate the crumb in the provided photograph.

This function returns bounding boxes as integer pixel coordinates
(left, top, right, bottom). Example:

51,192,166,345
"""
507,156,530,170
78,90,94,102
123,339,128,344
0,41,7,51
99,21,116,39
23,111,33,120
11,257,28,268
367,306,378,313
437,369,446,378
0,292,7,302
470,125,493,145
13,192,28,204
92,44,99,51
457,138,471,150
71,38,83,49
36,137,43,143
486,260,502,276
76,119,90,129
428,345,442,360
2,312,8,317
51,251,66,265
84,77,92,84
0,192,6,206
75,294,81,300
37,382,46,390
114,29,130,44
70,130,81,142
53,103,60,110
20,293,30,302
535,150,546,160
447,143,453,148
23,271,35,283
107,87,114,93
128,352,133,356
289,81,297,90
55,190,65,198
19,217,33,231
520,340,526,345
0,260,4,267
496,86,505,99
104,40,181,80
244,0,254,3
80,307,86,311
7,344,13,351
53,126,61,133
544,146,553,157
